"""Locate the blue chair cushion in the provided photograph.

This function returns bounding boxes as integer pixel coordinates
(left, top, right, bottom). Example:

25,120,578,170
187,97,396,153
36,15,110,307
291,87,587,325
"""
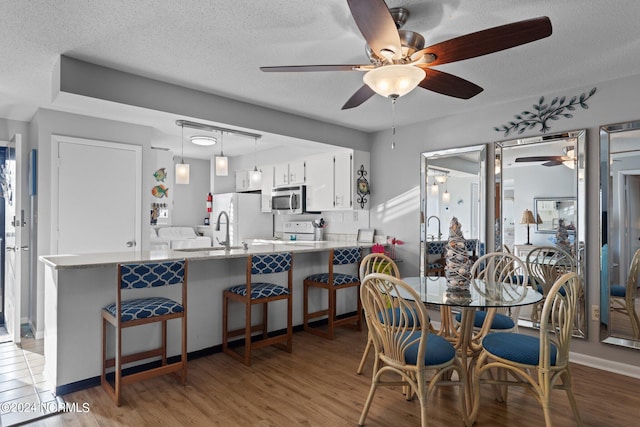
377,307,428,327
482,332,557,366
610,284,626,297
403,332,456,366
305,273,359,286
536,283,567,296
227,282,290,299
104,297,183,322
454,310,515,330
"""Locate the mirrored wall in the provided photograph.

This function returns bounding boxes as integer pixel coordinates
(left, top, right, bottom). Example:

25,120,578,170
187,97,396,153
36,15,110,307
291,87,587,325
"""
495,130,586,337
600,121,640,350
420,145,486,277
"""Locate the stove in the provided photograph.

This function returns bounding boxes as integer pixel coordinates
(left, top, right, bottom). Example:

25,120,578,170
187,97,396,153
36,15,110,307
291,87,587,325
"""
283,221,315,241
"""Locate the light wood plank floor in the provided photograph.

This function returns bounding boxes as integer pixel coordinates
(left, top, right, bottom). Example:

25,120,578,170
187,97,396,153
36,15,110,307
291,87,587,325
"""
34,327,640,426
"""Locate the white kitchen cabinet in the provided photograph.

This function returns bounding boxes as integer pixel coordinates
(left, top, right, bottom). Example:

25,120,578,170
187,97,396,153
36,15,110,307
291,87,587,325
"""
305,154,334,212
260,164,274,212
288,160,306,184
273,160,306,186
305,150,370,211
235,170,261,192
333,151,352,209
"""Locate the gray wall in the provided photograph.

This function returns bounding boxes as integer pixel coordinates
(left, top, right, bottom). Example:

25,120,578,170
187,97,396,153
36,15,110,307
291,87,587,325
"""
369,73,640,369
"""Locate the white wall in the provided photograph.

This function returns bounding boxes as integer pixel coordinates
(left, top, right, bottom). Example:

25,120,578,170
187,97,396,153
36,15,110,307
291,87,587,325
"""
370,73,640,368
172,157,210,226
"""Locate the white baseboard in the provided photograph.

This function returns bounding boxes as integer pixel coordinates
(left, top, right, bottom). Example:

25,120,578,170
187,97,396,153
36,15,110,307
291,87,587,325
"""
569,352,640,379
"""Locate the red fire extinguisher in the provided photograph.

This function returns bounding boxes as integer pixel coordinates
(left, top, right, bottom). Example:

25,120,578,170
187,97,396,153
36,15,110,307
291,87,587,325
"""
206,193,212,213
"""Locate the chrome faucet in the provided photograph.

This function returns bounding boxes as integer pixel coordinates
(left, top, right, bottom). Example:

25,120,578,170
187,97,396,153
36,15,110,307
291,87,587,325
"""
427,215,442,240
215,211,230,251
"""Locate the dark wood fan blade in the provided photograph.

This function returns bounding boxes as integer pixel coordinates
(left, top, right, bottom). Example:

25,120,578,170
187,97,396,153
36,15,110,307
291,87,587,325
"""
417,67,483,99
515,156,566,163
415,16,552,66
342,85,376,110
347,0,401,58
260,64,368,72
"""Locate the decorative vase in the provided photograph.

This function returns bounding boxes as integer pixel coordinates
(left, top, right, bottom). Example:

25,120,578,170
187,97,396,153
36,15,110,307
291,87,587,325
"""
444,217,472,291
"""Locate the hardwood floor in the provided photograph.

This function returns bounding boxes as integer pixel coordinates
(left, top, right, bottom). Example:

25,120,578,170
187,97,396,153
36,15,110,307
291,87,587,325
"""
35,327,640,426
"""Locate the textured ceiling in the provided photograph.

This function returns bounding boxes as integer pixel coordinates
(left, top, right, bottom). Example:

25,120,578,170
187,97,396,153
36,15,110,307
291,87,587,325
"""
2,0,640,158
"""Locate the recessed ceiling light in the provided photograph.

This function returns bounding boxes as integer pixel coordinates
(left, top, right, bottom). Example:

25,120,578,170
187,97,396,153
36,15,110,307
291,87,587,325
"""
190,135,217,146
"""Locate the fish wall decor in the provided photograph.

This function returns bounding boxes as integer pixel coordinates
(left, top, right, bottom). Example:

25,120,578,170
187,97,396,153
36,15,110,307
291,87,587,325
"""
151,184,169,198
154,167,167,182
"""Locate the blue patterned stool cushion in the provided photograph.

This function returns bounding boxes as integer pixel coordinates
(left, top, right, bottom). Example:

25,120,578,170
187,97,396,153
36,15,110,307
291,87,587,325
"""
227,282,290,299
482,332,557,366
455,310,515,330
120,261,185,289
402,332,456,366
332,248,361,265
427,241,446,255
427,262,443,270
251,253,292,274
305,273,359,286
104,297,183,322
610,284,626,297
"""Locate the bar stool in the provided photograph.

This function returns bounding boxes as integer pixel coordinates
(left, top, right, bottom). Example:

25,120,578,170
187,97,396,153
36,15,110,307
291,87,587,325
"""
101,259,188,406
304,247,362,340
223,252,293,366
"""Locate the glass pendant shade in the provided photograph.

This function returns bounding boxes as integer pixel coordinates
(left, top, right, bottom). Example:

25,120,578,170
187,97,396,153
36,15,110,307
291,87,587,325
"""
175,162,190,184
215,155,228,176
430,181,439,195
176,123,190,184
250,167,262,185
363,64,426,98
441,190,450,203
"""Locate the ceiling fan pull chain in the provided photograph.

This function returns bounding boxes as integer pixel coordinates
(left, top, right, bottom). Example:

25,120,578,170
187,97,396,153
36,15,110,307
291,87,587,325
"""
391,95,397,149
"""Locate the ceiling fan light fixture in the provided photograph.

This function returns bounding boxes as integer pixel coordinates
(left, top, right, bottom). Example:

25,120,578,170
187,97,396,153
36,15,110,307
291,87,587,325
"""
363,64,425,98
190,135,217,146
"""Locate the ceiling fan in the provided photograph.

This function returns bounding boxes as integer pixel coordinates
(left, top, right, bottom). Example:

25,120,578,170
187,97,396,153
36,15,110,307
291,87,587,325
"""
515,146,575,167
260,0,552,110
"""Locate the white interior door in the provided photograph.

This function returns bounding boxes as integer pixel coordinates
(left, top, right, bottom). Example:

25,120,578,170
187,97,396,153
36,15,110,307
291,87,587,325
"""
4,134,24,343
55,136,141,254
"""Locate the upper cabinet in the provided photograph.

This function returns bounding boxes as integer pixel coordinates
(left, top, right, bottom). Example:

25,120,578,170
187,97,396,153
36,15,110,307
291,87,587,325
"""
306,150,370,211
274,160,306,187
235,170,261,192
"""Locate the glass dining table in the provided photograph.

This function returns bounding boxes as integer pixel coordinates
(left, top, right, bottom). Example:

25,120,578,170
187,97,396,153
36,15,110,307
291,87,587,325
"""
400,276,543,414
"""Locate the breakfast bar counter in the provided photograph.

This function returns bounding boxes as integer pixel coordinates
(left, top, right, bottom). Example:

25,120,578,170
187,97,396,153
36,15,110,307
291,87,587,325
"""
40,241,371,393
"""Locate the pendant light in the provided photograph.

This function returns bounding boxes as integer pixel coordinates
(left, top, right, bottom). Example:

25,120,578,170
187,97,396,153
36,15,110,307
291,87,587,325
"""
430,176,439,196
215,131,228,176
441,179,450,203
249,136,261,185
175,123,190,184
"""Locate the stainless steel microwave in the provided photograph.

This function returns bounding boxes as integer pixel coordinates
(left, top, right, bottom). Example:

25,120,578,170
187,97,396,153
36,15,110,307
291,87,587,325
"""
271,185,306,215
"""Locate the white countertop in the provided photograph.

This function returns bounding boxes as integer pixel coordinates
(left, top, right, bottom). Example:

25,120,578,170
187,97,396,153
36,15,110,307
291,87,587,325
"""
39,240,373,270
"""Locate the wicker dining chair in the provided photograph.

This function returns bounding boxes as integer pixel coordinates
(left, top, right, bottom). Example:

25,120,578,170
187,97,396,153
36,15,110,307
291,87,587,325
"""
471,272,583,426
359,273,470,427
610,248,640,340
454,252,528,334
356,253,401,375
526,246,575,324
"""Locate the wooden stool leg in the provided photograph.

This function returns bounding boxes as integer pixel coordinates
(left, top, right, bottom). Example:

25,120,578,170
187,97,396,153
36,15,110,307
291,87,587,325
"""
303,282,310,330
115,322,122,406
263,302,269,339
328,287,336,340
181,314,187,385
286,295,293,352
162,319,167,365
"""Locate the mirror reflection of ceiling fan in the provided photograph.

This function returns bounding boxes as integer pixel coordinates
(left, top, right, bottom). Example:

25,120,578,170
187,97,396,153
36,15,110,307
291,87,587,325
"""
515,146,576,167
260,0,552,109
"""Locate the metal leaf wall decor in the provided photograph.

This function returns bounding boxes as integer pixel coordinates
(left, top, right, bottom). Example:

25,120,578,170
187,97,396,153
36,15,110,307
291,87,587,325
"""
494,87,596,136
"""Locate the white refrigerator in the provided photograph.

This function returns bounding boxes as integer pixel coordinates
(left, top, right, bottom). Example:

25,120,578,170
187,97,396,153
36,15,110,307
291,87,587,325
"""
207,193,273,246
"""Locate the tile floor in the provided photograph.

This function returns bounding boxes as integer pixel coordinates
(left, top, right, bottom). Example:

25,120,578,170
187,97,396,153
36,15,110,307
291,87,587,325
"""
0,326,63,426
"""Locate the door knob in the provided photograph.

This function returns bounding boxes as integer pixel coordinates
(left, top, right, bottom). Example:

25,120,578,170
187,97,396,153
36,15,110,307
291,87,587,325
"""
126,241,136,247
